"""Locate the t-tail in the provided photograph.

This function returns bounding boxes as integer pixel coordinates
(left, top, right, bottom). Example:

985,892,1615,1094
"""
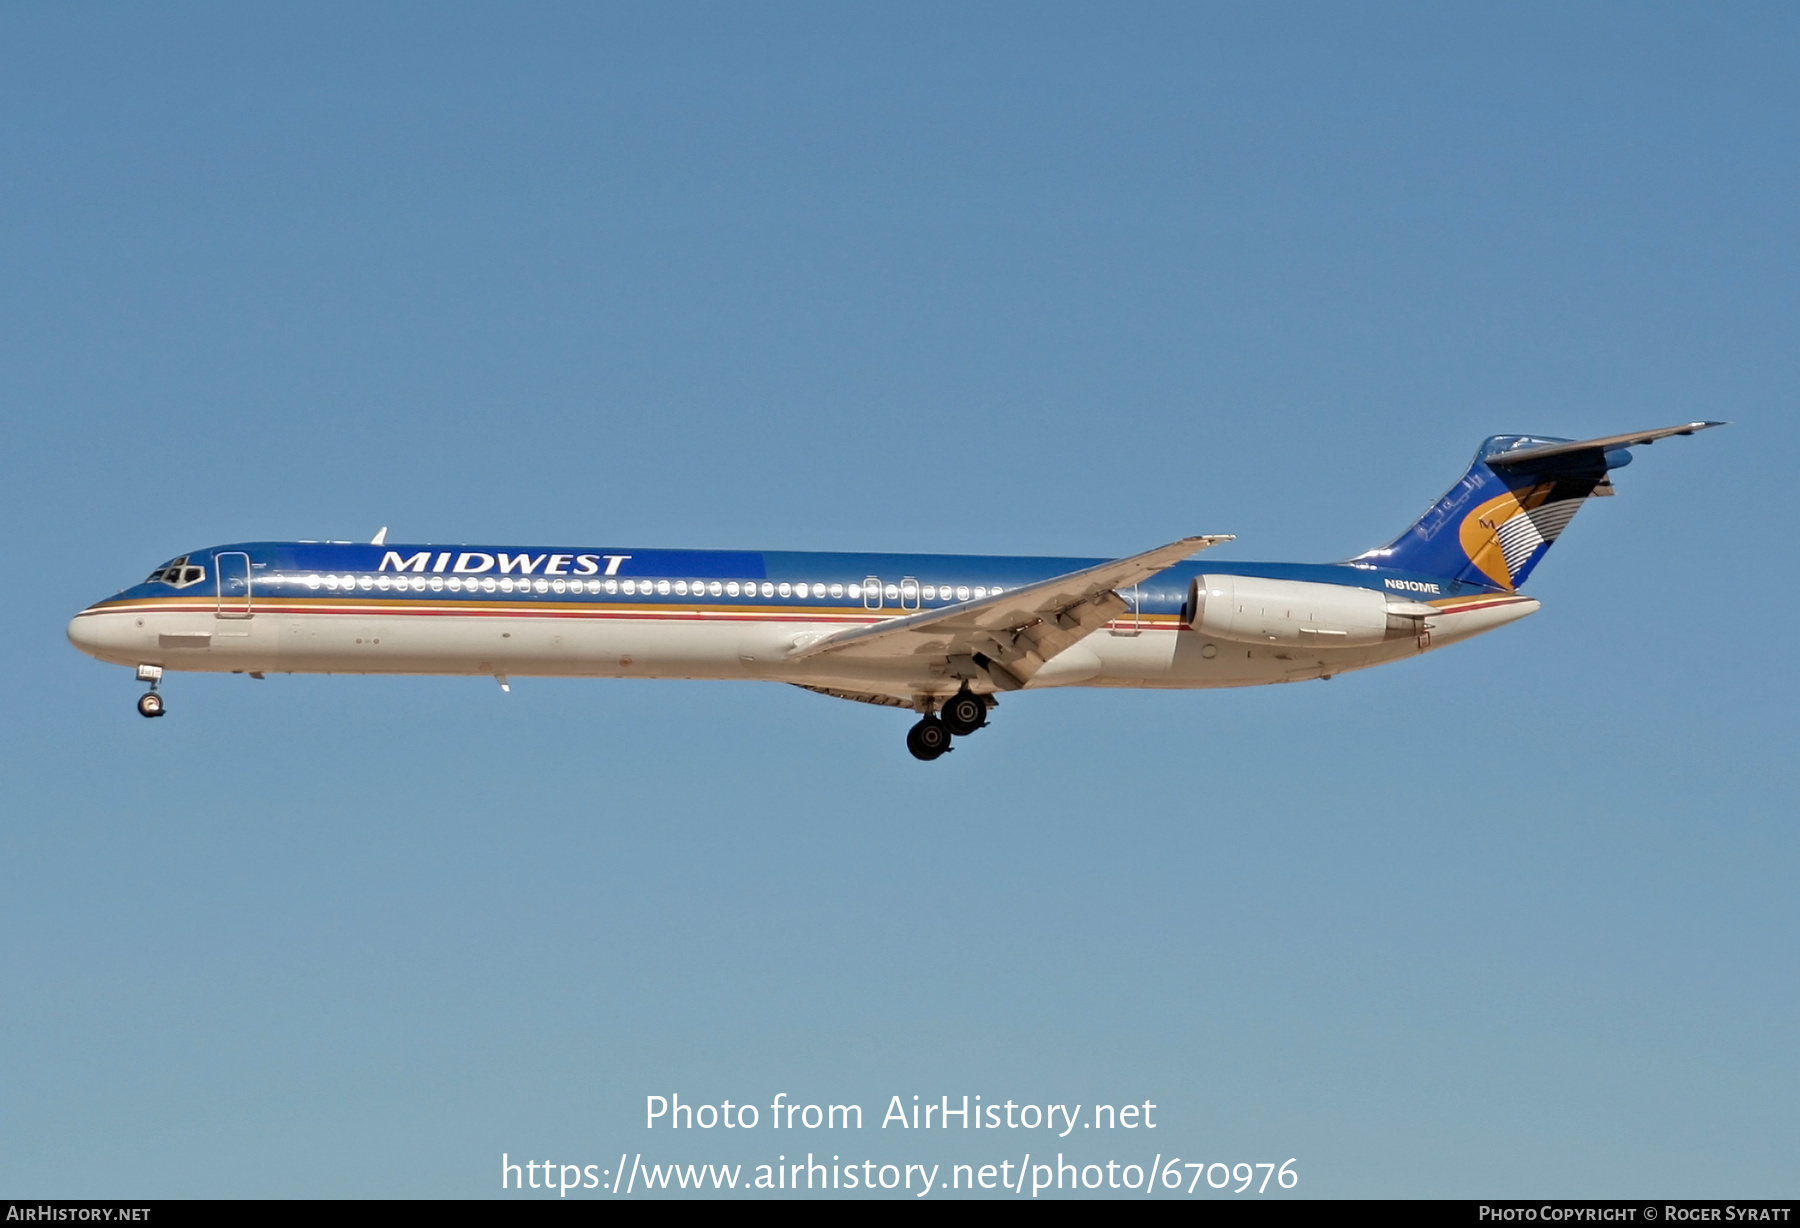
1353,422,1724,591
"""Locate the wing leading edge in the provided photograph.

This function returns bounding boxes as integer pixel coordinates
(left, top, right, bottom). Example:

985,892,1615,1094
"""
786,535,1232,689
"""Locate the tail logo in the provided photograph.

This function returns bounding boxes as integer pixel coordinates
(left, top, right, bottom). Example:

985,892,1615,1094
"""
1457,483,1586,589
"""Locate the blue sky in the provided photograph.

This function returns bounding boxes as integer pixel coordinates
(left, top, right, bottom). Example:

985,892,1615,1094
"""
2,2,1794,1198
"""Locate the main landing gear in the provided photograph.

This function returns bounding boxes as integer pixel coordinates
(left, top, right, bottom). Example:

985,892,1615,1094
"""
136,664,166,718
906,715,951,760
906,688,991,761
940,689,987,736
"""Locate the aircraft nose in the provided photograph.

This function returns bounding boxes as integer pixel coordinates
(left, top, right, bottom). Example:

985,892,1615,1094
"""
67,609,107,659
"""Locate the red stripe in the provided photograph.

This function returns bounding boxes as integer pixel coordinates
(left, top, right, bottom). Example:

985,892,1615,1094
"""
82,595,1194,629
1431,596,1535,615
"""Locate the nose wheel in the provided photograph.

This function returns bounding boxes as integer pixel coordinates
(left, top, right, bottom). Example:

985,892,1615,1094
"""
135,664,166,718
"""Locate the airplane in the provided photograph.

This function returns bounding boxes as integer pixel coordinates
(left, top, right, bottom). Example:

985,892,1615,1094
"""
68,422,1720,760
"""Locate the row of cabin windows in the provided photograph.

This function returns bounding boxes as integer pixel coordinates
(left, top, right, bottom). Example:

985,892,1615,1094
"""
277,574,1004,603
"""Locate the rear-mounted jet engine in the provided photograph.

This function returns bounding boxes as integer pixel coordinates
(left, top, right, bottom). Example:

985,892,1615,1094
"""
1188,575,1431,647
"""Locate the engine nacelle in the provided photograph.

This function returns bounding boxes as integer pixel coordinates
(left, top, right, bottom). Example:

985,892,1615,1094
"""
1189,575,1426,648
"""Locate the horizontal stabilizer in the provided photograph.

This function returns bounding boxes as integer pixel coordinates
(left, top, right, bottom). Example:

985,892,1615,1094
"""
1487,421,1724,468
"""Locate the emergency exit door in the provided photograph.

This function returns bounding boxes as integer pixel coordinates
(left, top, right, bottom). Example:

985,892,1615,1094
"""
1109,584,1141,636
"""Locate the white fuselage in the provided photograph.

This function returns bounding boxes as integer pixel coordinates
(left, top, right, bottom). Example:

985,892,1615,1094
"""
68,579,1538,700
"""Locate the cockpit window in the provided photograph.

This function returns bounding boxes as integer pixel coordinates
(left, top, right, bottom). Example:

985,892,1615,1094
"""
145,556,207,588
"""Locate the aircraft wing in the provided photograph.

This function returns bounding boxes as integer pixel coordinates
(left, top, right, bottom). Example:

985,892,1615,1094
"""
786,535,1232,688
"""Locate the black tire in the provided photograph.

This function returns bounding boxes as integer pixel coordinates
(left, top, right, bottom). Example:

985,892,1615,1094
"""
906,716,952,760
137,692,165,718
941,691,987,736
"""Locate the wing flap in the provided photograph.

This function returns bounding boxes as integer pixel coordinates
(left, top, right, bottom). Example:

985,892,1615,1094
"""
791,684,916,709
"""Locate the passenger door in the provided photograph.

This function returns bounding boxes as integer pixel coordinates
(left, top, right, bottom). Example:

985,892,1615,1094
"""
215,552,253,618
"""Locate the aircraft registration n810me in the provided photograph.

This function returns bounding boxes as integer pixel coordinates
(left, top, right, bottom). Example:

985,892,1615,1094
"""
70,424,1720,759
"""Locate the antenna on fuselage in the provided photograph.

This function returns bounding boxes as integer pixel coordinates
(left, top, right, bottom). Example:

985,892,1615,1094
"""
371,527,388,546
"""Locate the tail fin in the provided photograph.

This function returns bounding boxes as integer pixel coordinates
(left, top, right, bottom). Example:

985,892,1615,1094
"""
1353,422,1722,590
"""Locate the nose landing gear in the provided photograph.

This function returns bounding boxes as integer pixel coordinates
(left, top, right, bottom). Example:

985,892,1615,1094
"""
135,664,166,718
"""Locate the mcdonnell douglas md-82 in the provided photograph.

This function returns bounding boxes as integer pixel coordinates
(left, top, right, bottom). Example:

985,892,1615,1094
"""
70,423,1719,759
